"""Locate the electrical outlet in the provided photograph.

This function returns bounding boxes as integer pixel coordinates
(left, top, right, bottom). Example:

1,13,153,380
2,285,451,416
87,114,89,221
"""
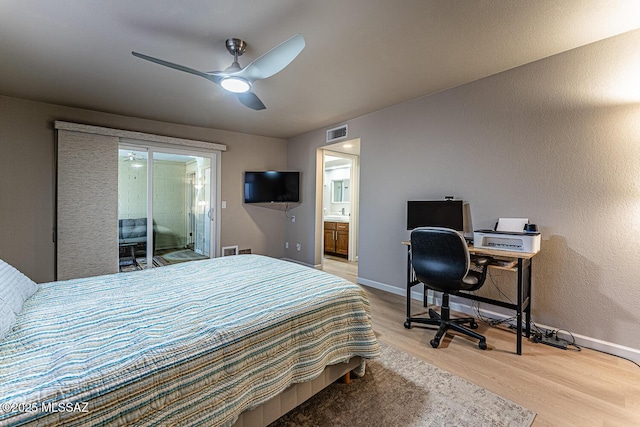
296,243,301,251
285,242,289,249
221,201,227,209
291,215,296,223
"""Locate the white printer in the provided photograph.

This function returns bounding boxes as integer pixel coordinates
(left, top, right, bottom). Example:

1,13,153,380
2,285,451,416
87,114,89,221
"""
473,218,541,253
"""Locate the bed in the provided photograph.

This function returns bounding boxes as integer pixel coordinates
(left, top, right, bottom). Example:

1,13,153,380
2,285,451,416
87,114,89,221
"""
0,254,380,426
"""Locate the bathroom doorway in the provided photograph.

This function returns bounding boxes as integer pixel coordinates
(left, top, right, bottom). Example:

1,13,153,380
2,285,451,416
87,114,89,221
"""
319,139,360,268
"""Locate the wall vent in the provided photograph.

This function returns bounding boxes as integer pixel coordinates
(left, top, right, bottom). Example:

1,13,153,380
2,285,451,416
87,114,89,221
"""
222,245,239,256
326,125,348,143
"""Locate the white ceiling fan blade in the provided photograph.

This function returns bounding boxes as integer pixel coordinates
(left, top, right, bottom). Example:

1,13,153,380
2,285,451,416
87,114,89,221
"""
237,91,266,110
132,51,223,85
236,33,305,81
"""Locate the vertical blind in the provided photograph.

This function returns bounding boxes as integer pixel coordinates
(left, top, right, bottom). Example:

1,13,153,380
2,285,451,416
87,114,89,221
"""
56,129,119,280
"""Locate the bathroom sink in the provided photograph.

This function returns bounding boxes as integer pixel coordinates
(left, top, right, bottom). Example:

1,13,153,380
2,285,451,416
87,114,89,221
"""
324,215,350,222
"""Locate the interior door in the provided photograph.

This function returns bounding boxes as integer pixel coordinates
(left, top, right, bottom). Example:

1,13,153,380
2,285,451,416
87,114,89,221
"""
201,166,212,257
192,165,211,256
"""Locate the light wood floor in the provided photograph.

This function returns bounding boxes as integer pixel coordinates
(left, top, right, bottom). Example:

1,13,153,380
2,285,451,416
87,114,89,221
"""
322,257,640,426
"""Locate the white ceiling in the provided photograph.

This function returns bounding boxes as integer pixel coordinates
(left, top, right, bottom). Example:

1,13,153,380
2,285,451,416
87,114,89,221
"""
2,1,640,140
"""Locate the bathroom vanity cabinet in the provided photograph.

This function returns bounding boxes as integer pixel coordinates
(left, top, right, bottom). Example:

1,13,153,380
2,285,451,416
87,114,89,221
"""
324,221,349,257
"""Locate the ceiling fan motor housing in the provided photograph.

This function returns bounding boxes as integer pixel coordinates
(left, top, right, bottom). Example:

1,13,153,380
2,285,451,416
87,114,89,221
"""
225,38,247,57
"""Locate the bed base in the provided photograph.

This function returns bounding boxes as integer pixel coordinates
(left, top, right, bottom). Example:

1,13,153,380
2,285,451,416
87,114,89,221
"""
232,357,362,427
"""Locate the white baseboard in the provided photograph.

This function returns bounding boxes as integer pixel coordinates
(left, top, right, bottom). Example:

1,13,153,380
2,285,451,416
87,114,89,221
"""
356,276,640,364
357,277,415,297
282,258,321,269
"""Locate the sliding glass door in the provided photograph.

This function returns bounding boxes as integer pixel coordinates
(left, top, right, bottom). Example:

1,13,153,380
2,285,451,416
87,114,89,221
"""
118,144,217,271
117,148,148,270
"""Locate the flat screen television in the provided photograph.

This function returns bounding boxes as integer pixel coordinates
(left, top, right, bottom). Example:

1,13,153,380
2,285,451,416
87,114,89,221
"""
406,200,464,231
244,171,300,203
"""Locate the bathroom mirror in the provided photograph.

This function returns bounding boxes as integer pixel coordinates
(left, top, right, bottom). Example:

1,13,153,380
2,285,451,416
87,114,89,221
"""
332,179,350,203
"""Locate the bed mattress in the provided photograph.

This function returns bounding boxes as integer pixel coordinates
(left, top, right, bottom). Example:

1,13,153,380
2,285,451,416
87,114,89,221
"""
0,255,379,426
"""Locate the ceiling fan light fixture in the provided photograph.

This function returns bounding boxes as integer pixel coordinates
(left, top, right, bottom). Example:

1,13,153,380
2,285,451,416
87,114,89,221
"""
132,33,305,110
220,77,251,93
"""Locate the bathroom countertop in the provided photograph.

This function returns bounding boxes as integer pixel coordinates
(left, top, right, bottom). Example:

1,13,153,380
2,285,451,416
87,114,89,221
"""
324,215,350,223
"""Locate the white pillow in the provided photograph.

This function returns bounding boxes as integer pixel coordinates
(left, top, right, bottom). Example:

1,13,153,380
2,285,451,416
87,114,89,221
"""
0,259,39,341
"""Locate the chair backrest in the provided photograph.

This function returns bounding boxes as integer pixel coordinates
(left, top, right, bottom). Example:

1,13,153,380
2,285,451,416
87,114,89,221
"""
410,227,470,292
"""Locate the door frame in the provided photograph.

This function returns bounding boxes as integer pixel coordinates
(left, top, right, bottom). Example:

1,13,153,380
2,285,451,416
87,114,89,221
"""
317,139,361,265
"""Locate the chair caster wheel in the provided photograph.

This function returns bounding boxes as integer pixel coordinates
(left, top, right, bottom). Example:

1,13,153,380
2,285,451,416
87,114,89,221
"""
430,338,440,348
403,320,411,329
469,321,478,329
478,341,487,350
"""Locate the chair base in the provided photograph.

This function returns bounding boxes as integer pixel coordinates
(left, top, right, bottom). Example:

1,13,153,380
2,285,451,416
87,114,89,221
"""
404,297,487,350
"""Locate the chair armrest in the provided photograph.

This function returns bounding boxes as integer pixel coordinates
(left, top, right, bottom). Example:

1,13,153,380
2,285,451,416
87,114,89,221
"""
473,256,493,268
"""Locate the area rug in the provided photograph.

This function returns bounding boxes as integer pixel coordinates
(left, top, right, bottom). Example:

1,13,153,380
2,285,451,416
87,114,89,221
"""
119,256,169,272
118,250,206,272
269,342,535,427
161,249,208,262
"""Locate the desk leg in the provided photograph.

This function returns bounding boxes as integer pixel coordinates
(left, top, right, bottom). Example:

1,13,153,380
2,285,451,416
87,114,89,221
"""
516,258,523,355
406,246,412,325
525,258,532,339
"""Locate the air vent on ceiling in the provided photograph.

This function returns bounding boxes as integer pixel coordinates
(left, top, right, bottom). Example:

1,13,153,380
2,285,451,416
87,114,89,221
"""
326,125,348,143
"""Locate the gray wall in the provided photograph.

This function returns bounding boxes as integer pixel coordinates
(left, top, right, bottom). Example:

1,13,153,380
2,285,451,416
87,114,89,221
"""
286,29,640,351
0,95,287,283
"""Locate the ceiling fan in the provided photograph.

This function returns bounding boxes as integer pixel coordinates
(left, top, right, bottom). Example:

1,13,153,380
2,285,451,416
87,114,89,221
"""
121,151,144,168
132,33,305,110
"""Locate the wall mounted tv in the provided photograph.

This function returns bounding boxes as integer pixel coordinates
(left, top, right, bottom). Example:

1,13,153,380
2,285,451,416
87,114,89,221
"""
406,200,464,231
244,171,300,203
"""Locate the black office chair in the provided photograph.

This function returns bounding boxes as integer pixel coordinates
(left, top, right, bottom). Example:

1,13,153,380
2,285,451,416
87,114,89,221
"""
405,227,493,350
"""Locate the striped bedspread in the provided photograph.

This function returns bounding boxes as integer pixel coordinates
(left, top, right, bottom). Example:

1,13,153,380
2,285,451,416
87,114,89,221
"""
0,255,379,426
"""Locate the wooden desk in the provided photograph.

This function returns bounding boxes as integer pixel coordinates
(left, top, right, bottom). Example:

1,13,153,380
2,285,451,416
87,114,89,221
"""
402,241,536,355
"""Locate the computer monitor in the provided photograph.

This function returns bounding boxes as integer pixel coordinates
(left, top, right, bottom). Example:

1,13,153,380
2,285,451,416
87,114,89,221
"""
406,200,464,231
